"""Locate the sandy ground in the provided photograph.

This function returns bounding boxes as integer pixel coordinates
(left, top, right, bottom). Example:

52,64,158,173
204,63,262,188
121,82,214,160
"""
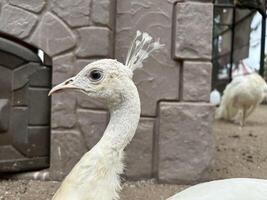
208,104,267,179
0,105,266,200
0,179,186,200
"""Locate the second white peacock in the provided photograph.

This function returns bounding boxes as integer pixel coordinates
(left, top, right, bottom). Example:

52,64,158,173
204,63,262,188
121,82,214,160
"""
215,73,267,126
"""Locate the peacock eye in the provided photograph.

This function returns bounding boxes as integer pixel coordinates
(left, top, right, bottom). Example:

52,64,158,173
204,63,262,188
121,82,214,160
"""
87,69,104,82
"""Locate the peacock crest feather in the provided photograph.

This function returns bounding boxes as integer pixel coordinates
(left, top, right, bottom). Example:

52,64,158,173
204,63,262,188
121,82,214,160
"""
125,30,164,72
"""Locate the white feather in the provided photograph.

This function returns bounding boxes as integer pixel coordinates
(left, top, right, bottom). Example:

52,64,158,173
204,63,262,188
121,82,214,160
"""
215,73,267,126
50,33,267,200
125,31,164,71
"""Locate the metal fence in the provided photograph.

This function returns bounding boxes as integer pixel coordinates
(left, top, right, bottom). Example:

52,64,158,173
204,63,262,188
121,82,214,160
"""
212,0,266,92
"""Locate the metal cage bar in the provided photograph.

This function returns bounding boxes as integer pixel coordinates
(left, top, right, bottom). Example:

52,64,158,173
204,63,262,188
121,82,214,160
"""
213,0,266,87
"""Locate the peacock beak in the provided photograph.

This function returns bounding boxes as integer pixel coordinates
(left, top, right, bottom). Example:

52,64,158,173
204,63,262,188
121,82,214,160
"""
48,77,80,96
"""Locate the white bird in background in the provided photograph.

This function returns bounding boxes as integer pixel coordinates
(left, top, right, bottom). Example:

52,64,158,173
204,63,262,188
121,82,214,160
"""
49,31,267,200
215,73,267,126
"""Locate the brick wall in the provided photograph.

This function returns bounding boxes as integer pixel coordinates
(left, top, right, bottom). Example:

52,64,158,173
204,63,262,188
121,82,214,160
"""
115,0,215,184
0,0,215,184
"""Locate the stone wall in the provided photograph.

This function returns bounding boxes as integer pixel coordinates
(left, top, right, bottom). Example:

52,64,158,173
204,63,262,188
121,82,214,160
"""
0,0,215,184
115,0,215,184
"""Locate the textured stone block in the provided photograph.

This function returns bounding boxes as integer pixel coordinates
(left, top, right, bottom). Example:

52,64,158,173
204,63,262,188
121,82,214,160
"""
133,62,180,116
158,102,215,184
51,92,76,129
8,0,46,13
0,145,22,160
12,63,37,90
0,51,25,69
0,145,21,160
0,0,6,6
0,5,38,39
50,130,87,180
10,107,28,148
12,85,28,106
30,12,76,56
52,53,75,85
92,0,115,28
183,61,212,101
28,88,50,125
0,67,11,98
77,109,108,149
27,126,50,157
0,99,9,132
29,65,51,87
174,2,213,60
76,27,112,58
125,118,154,179
115,0,180,116
51,0,91,27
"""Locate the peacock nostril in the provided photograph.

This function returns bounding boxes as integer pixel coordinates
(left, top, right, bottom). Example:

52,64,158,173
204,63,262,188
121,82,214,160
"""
64,79,73,85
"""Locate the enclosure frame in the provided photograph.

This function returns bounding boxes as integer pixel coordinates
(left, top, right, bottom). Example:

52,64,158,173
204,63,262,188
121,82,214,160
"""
212,0,266,89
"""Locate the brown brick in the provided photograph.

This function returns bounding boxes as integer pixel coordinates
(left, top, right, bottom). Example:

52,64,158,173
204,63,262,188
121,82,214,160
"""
0,5,38,39
51,92,76,129
52,53,75,85
77,109,108,149
8,0,46,13
51,0,91,27
29,12,76,56
174,2,213,60
92,0,115,28
158,102,215,183
115,0,180,116
183,61,212,101
125,118,154,179
76,27,112,58
50,130,87,180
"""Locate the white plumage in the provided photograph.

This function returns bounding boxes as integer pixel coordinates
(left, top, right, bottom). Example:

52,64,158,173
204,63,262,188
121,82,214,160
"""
49,31,267,200
168,178,267,200
215,73,267,126
51,144,125,200
49,31,162,200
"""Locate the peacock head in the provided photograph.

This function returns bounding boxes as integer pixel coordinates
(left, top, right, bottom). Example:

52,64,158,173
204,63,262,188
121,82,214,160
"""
48,31,164,105
48,59,136,105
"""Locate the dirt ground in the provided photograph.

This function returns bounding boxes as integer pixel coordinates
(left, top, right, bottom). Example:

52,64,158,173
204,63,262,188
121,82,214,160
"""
208,104,267,179
0,105,266,200
0,179,186,200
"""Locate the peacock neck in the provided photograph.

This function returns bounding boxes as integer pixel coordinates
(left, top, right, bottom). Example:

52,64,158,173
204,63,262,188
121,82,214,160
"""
51,84,140,200
96,81,141,152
